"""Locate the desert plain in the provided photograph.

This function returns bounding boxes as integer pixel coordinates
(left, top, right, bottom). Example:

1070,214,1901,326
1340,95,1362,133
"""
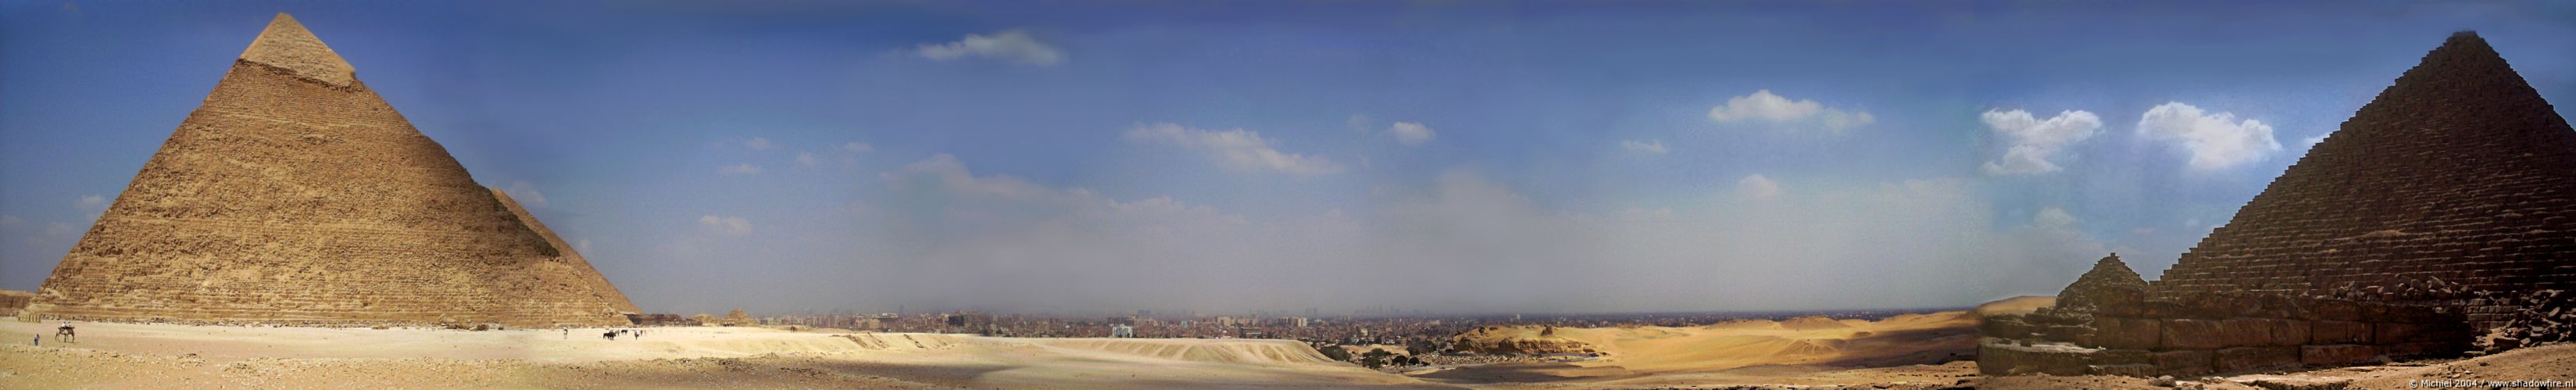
6,298,2571,389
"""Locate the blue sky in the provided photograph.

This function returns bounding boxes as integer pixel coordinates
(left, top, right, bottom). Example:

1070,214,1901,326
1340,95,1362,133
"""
4,1,2573,315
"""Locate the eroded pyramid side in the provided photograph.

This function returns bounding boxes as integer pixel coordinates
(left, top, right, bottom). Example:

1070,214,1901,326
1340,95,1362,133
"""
26,13,635,327
2153,31,2576,329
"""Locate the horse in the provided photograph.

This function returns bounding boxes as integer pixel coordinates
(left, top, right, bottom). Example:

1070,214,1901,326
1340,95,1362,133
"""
55,324,75,343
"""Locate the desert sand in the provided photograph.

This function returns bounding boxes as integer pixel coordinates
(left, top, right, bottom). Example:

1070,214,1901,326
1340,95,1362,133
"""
0,318,1445,388
1421,310,1983,388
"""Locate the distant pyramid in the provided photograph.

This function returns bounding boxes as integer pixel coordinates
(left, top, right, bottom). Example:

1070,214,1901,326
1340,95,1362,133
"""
2057,253,2148,310
2154,32,2576,327
23,13,637,327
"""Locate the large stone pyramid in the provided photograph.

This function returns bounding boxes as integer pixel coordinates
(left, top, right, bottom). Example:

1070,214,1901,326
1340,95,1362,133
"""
23,13,638,327
2155,31,2576,326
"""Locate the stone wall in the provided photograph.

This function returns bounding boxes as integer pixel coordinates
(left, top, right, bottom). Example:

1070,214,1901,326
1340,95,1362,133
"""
1980,288,2471,377
0,290,33,317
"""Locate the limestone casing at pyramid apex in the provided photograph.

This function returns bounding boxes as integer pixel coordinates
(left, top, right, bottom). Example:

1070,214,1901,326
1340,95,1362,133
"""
238,13,357,88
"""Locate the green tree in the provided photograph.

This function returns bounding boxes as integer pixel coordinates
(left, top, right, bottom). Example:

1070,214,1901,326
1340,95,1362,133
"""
1359,348,1394,369
1406,338,1439,356
1318,345,1353,362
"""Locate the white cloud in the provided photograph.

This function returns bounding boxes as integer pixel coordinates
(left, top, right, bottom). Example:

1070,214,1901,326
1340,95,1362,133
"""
742,137,774,151
796,152,820,167
578,239,593,253
915,30,1065,66
0,215,20,226
1706,90,1874,134
504,181,548,208
1980,109,2104,175
1620,139,1669,155
1736,174,1783,200
841,142,874,152
718,163,763,175
1388,122,1435,145
75,195,109,212
1124,123,1345,175
2034,206,2080,228
2138,102,2282,170
698,215,752,236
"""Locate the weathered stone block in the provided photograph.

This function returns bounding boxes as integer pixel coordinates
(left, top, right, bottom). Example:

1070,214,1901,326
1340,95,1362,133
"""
2381,342,2465,360
2217,318,2276,347
2256,295,2305,319
1979,315,2031,338
2143,300,2195,318
1978,340,2095,376
2299,344,2379,367
2154,349,2213,377
2095,349,2152,365
2267,319,2310,346
2214,346,2299,373
2374,322,2465,344
2042,324,2092,345
2088,363,2158,377
2360,302,2392,320
2383,305,2448,324
2310,320,2370,344
2190,295,2249,318
2091,317,2160,350
2310,300,2361,321
2162,319,2225,349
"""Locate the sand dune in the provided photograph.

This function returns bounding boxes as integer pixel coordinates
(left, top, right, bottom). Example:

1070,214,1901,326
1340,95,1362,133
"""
1432,310,1983,385
1032,338,1342,366
1971,295,2055,318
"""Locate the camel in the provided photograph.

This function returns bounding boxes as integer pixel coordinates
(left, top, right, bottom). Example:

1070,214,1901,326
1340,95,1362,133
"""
603,331,617,340
55,324,75,343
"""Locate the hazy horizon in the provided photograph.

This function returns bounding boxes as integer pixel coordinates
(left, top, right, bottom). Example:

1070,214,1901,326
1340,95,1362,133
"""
5,1,2574,316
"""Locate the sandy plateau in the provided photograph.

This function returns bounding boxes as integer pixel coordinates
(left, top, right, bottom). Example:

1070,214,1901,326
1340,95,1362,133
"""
2,304,2571,389
0,319,1439,388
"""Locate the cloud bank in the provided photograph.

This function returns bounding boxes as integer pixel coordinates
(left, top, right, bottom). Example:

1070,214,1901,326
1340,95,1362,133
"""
916,30,1066,66
1125,123,1345,175
716,155,2113,314
1981,109,2103,175
1708,90,1875,134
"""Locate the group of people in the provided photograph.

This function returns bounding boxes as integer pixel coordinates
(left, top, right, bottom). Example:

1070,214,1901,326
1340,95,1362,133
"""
567,327,645,340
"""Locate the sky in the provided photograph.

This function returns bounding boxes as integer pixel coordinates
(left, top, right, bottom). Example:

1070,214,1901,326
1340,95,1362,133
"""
3,1,2574,316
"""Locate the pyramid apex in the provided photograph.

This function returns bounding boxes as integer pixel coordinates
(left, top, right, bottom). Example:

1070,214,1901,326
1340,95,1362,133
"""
240,13,357,88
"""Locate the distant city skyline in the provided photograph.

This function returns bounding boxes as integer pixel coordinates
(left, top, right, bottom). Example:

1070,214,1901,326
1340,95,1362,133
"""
4,1,2574,315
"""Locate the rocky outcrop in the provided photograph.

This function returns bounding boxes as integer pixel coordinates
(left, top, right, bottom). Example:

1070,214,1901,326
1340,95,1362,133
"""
722,309,754,327
21,13,635,327
2476,289,2576,353
1450,326,1594,355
